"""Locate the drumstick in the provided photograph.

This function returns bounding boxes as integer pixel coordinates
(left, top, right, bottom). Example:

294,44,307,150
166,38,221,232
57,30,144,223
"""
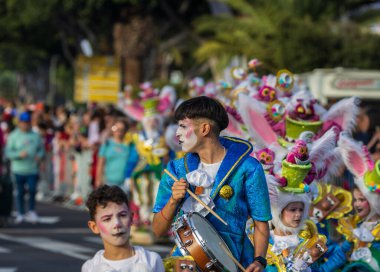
164,169,228,226
219,242,246,272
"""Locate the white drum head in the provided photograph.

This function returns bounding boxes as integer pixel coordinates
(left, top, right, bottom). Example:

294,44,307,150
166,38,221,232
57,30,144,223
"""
190,213,237,272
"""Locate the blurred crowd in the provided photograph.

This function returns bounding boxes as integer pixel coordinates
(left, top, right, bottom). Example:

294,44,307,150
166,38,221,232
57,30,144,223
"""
0,102,137,219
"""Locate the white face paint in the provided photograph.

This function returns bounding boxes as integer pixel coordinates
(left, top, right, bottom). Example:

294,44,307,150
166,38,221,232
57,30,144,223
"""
94,202,132,248
176,118,198,152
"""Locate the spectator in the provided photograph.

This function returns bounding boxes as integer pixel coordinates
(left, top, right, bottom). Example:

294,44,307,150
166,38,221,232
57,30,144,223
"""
5,111,45,224
354,106,380,161
96,119,137,190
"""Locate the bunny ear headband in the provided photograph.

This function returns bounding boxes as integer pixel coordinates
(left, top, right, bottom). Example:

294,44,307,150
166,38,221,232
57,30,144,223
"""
338,132,380,216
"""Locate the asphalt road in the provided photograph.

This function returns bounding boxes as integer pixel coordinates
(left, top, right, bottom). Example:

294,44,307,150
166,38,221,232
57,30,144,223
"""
0,201,172,272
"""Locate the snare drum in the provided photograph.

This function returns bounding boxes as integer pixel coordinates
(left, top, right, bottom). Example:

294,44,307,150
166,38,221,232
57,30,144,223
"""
172,212,237,272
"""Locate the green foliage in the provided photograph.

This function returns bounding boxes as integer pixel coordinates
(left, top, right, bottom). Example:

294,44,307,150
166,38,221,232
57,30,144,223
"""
0,0,379,102
0,71,17,99
55,64,74,100
194,0,380,74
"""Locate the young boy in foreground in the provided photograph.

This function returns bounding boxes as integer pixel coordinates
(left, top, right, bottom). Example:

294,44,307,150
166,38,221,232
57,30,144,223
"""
82,185,165,272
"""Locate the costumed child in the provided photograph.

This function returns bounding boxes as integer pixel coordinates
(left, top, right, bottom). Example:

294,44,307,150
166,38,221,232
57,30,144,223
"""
130,97,169,227
121,83,176,243
247,159,328,272
247,134,351,271
336,133,380,272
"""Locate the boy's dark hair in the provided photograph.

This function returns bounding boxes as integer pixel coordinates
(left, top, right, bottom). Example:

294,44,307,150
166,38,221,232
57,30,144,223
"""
86,185,129,221
174,96,229,135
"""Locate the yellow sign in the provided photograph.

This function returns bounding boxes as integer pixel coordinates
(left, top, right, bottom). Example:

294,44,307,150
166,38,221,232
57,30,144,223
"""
74,55,120,103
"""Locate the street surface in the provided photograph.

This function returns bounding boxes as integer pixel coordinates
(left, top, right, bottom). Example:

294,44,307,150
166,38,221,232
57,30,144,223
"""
0,202,172,272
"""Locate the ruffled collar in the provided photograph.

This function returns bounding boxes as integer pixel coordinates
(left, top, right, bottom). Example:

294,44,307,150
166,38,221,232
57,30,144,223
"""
184,136,252,199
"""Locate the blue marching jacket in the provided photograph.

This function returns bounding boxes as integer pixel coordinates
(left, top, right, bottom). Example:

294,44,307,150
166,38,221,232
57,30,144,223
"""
153,136,272,267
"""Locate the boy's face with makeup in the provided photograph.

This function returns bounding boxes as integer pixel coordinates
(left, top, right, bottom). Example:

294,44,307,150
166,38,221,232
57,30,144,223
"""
176,118,199,152
88,202,132,248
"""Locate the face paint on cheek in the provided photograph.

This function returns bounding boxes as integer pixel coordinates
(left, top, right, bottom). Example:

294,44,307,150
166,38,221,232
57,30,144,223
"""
185,127,194,139
97,221,109,235
182,126,198,152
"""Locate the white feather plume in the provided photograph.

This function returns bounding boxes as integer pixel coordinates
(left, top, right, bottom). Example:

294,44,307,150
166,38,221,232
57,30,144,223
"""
309,127,338,177
322,96,360,135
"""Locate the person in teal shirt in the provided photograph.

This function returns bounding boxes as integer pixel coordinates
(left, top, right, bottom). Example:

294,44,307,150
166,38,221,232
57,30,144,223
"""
96,119,137,188
5,111,45,224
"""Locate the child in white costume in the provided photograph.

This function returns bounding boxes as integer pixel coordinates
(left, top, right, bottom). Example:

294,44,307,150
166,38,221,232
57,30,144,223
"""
82,185,164,272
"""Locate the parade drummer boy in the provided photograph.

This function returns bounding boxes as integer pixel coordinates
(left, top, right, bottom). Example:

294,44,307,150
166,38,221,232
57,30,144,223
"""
152,96,272,271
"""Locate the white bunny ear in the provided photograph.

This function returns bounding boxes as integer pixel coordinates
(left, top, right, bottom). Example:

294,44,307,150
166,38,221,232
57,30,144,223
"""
309,127,337,163
158,85,177,114
160,85,176,101
222,112,246,138
123,102,144,122
237,93,280,149
319,147,344,182
266,174,280,203
338,132,368,178
322,96,360,135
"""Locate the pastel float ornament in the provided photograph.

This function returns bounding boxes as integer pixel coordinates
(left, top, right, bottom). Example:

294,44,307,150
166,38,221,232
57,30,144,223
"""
285,116,323,141
237,92,338,184
283,128,339,191
285,90,323,141
142,97,159,118
281,140,312,193
309,183,352,222
121,82,177,123
256,85,277,102
285,90,360,141
293,221,328,266
248,58,261,73
254,148,275,172
267,99,286,124
231,66,247,81
188,77,205,97
276,69,294,97
364,160,380,194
